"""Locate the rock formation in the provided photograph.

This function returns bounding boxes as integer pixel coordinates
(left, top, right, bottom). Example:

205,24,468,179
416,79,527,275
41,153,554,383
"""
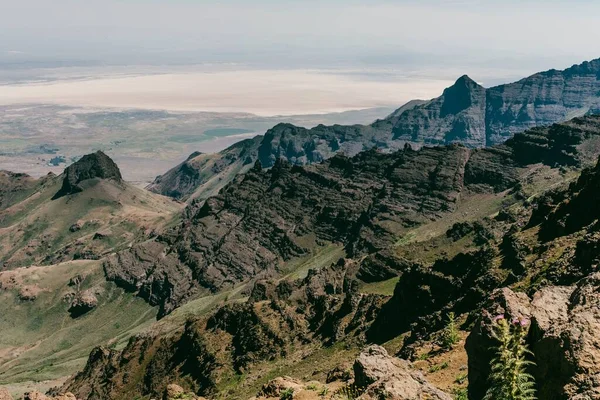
53,151,122,199
353,345,451,400
60,261,387,399
68,289,98,317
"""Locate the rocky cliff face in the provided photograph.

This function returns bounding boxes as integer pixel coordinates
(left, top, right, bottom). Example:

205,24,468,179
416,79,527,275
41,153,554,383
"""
392,75,487,147
486,59,600,145
53,151,122,199
148,58,600,201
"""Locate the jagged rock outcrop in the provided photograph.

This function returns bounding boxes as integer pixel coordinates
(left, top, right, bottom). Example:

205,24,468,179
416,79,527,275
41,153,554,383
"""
353,345,451,400
540,140,600,240
149,59,600,201
53,151,122,199
466,273,600,399
367,246,501,347
108,117,600,315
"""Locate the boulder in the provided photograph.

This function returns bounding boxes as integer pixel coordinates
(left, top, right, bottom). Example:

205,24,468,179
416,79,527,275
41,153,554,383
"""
466,273,600,399
258,377,303,397
69,223,82,233
353,345,451,400
163,384,185,400
18,285,40,301
68,290,98,317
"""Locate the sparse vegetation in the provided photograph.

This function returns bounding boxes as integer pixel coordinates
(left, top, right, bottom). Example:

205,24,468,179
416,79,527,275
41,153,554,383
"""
440,312,460,349
334,384,362,400
455,372,468,384
429,361,449,373
484,315,536,400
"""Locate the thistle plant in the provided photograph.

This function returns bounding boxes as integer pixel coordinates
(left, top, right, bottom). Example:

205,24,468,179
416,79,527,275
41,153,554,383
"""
484,315,537,400
441,312,460,349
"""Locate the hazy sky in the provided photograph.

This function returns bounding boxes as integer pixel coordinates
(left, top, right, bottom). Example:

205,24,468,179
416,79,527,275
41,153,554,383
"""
1,0,599,70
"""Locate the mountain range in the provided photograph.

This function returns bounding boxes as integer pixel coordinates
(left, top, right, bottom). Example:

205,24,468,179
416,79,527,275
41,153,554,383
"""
148,58,600,202
2,58,600,400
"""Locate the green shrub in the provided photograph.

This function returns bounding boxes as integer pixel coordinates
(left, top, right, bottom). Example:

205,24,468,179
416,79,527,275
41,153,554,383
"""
440,312,460,349
280,388,294,400
429,361,449,373
452,387,468,400
454,372,468,384
484,315,536,400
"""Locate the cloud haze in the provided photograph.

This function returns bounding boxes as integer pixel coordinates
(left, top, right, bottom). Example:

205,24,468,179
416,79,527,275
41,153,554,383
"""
1,0,599,70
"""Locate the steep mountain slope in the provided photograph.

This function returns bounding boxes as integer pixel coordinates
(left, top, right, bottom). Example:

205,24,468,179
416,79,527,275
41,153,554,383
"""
45,115,600,400
106,116,600,317
0,152,182,269
148,58,600,201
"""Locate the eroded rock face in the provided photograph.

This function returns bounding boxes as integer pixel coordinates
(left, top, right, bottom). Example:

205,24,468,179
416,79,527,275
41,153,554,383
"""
353,345,451,400
53,151,122,199
62,262,388,400
466,273,600,399
486,59,600,145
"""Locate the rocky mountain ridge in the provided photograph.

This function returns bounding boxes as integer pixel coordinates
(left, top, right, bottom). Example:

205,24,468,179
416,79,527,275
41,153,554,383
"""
149,58,600,201
105,116,600,318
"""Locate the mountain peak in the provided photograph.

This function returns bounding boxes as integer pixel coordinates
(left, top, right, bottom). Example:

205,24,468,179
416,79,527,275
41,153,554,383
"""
53,151,122,199
454,74,480,87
